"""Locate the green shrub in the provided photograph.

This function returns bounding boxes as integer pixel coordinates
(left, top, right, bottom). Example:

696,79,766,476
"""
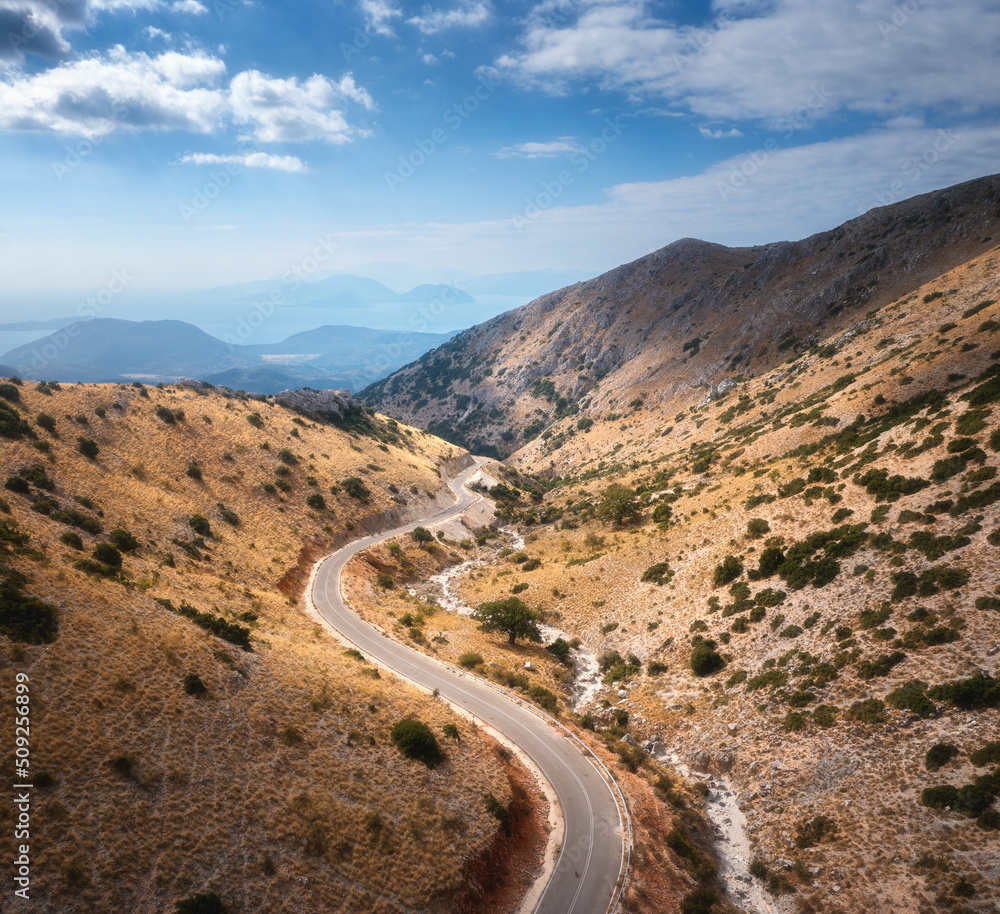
795,814,837,848
390,718,444,767
713,555,743,587
970,741,1000,767
757,546,785,578
746,518,770,539
856,651,906,680
928,674,1000,710
376,572,394,589
189,515,211,536
483,793,510,834
0,568,60,643
641,562,674,585
926,743,959,771
784,711,807,731
410,526,434,544
92,542,123,568
341,477,371,501
76,437,99,459
109,528,140,552
183,673,207,696
0,401,30,439
4,476,29,494
920,784,959,810
845,698,885,723
305,493,326,510
886,680,936,717
680,887,719,914
855,468,929,502
690,641,724,677
648,660,668,676
546,637,572,665
528,684,558,712
162,600,252,651
978,809,1000,830
217,504,239,526
174,892,228,914
812,705,837,728
60,531,83,549
277,448,298,465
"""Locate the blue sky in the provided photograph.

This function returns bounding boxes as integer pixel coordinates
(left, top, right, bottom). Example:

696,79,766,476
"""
0,0,999,326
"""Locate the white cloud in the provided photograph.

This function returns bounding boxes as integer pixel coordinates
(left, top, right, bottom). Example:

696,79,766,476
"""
359,0,401,36
336,123,1000,274
228,71,375,144
0,48,374,147
179,151,308,172
408,0,491,35
495,138,581,158
91,0,207,12
145,25,171,40
0,47,226,135
698,125,743,138
422,53,437,64
500,0,1000,127
0,0,86,62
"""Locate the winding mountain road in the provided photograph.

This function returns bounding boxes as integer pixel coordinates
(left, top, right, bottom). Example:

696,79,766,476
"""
310,459,627,914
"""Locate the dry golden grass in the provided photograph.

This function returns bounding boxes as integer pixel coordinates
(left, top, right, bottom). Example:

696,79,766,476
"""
0,383,507,913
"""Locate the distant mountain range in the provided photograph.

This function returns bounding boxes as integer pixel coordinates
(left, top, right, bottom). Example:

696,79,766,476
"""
0,319,455,394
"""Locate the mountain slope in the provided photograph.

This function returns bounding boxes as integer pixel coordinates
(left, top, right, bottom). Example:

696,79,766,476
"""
416,239,1000,913
361,174,1000,459
2,319,248,382
0,381,514,913
2,320,456,393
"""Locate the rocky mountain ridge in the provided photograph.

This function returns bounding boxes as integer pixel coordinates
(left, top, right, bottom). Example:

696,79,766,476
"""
361,174,1000,460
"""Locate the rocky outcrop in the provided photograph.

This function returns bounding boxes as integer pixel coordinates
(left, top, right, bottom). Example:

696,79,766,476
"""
270,387,357,419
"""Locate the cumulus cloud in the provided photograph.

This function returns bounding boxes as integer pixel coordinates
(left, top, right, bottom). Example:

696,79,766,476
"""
0,47,374,146
495,138,581,158
699,125,743,138
408,0,491,35
0,0,88,62
179,151,308,171
499,0,1000,127
0,47,226,134
359,0,401,36
228,70,375,144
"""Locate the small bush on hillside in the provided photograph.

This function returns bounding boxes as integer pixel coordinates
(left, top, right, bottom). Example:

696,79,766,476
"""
746,518,770,539
109,528,140,552
183,673,207,696
926,743,959,771
713,555,743,587
641,562,674,585
390,718,444,768
174,891,228,914
189,515,211,536
886,680,936,718
77,437,99,458
92,542,122,568
846,698,885,724
59,531,83,549
690,640,725,677
306,493,326,510
36,413,56,433
457,651,482,669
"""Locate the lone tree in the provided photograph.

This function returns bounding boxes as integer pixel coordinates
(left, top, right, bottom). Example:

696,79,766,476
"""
473,597,542,646
410,526,434,546
596,484,640,527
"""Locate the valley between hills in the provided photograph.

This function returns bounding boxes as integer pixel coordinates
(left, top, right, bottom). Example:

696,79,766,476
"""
2,175,1000,914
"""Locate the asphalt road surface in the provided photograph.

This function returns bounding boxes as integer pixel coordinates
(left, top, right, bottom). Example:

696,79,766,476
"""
310,459,627,914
